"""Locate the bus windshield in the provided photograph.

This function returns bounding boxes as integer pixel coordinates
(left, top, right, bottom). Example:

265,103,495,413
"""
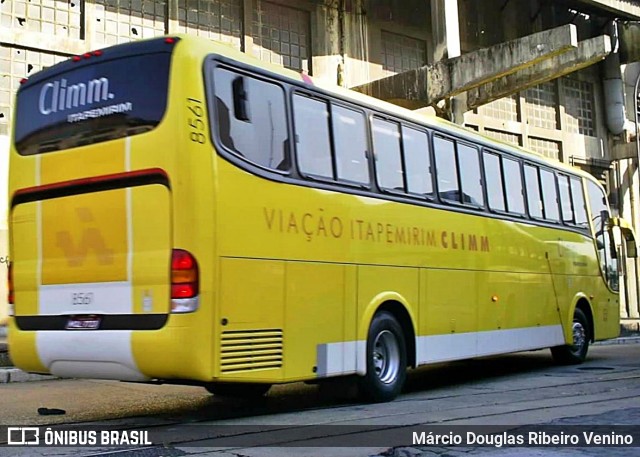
14,52,171,156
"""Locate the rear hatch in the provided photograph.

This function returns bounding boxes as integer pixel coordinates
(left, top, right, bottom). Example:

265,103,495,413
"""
11,38,175,332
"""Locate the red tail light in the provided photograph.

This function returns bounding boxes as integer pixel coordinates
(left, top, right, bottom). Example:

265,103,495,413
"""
171,249,198,299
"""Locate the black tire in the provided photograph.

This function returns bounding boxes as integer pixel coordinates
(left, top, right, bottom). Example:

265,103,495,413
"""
551,308,590,365
204,382,271,398
358,311,407,403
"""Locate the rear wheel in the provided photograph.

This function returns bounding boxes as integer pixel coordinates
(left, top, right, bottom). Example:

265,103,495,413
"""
551,308,590,364
204,382,272,398
358,311,407,403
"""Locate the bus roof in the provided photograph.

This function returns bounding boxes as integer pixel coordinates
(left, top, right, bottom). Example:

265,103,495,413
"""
19,33,599,186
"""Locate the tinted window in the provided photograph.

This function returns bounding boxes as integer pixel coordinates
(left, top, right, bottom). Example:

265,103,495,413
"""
587,180,608,235
483,151,505,211
524,165,543,218
558,174,574,223
587,180,617,290
434,136,459,202
372,118,403,191
332,105,369,184
293,94,332,178
540,169,560,221
15,53,171,155
571,177,588,229
214,68,288,170
403,126,432,197
458,143,483,206
503,157,525,215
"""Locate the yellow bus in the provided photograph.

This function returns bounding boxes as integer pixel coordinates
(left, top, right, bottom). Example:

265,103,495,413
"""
7,35,637,402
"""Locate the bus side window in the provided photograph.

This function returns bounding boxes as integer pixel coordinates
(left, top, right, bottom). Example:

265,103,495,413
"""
332,104,369,185
433,136,459,203
558,174,574,224
483,151,506,212
458,143,484,207
213,67,289,171
540,169,560,222
503,157,525,216
570,177,589,230
293,94,333,179
372,117,404,191
524,164,543,218
402,126,433,198
587,180,619,290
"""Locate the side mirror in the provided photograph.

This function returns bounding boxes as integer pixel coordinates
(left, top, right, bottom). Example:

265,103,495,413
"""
608,217,637,258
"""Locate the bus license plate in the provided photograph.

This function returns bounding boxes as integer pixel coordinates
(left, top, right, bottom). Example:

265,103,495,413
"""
65,316,101,330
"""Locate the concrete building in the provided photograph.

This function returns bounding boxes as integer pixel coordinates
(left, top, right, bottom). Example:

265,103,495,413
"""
1,0,639,330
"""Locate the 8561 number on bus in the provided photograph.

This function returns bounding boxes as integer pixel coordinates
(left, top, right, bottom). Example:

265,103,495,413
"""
187,98,206,144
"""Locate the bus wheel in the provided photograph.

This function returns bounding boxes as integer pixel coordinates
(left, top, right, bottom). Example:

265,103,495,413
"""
358,311,407,403
205,382,272,398
551,308,590,365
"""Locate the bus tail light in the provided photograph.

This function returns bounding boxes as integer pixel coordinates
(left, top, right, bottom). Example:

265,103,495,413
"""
7,262,14,316
171,249,199,313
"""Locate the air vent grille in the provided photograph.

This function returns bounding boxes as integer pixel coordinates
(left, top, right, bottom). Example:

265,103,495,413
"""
220,329,283,373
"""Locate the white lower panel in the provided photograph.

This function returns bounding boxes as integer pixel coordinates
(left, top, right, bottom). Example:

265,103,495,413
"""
416,325,566,365
36,330,148,381
316,340,366,377
39,281,132,315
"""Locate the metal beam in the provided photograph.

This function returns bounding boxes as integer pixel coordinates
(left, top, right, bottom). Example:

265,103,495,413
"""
352,24,578,110
466,34,611,110
574,0,640,20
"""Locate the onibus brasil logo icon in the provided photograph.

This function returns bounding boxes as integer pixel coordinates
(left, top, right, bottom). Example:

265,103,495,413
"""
7,427,40,445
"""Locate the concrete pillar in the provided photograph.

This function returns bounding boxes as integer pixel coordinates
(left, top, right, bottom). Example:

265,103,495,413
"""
167,0,180,35
431,0,460,62
342,0,371,88
431,0,463,123
620,156,640,318
311,1,342,83
620,63,640,319
242,0,254,54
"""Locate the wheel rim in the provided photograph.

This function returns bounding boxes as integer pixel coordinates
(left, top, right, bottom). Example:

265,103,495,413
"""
571,320,587,354
372,330,400,384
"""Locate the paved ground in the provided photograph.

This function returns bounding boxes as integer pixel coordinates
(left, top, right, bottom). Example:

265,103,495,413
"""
0,343,639,457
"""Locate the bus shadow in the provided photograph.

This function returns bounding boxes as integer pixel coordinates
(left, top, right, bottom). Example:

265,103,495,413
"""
158,350,564,422
404,349,559,393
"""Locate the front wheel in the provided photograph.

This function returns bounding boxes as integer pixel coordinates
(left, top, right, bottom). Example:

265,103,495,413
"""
204,382,272,398
358,311,407,403
551,308,590,365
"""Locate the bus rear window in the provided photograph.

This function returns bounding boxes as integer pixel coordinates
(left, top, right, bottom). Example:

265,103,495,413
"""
14,53,171,155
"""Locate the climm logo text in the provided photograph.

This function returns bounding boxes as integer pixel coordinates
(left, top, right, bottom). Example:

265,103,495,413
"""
38,77,115,115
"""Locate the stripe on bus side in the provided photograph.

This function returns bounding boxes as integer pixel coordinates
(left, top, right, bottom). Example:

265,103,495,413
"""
416,325,566,365
315,325,566,378
316,341,367,377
